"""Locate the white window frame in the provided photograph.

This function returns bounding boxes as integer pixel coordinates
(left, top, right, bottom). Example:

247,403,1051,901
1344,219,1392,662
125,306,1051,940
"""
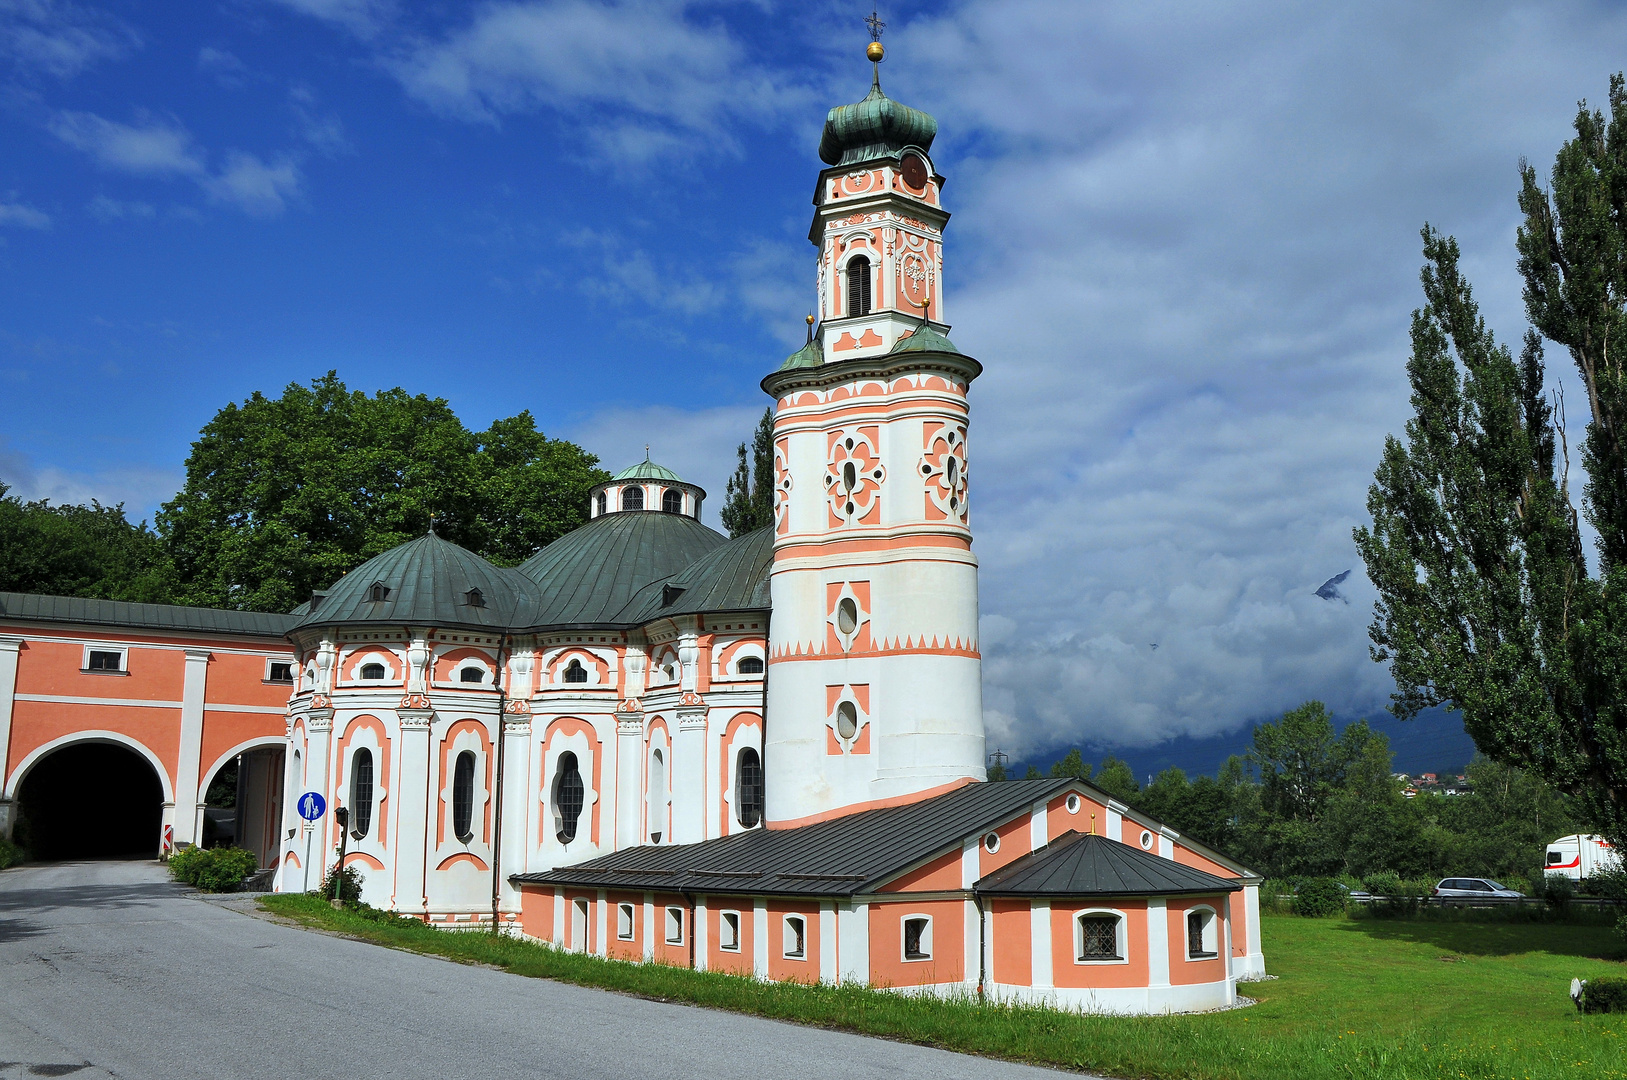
264,657,295,684
81,645,127,674
719,910,742,952
1065,793,1081,814
617,903,635,940
901,914,933,962
1184,905,1220,960
1139,829,1155,850
1072,908,1130,966
665,905,684,945
455,663,490,686
782,914,807,960
983,831,1001,854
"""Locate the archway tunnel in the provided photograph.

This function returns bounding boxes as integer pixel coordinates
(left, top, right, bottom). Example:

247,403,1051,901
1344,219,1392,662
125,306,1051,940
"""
15,742,164,860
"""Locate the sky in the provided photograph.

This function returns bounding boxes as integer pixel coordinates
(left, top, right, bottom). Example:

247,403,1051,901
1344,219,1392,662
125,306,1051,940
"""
1,0,1621,770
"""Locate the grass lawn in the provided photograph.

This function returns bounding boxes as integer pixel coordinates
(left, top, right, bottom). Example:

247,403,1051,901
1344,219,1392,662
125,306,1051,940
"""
260,895,1627,1079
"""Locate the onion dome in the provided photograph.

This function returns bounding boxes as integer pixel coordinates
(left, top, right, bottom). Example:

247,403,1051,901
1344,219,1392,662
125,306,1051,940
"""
818,66,937,167
291,531,534,634
613,457,682,483
889,323,960,354
516,510,725,626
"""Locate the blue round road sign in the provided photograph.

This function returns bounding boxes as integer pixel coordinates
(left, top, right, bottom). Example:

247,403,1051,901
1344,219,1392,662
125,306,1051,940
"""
296,791,326,821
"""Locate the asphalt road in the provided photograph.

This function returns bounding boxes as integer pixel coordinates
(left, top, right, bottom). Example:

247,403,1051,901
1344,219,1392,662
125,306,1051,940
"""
0,860,1083,1080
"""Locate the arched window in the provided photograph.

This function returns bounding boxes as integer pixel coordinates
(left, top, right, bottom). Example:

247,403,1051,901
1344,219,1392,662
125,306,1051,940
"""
735,746,763,828
648,747,667,843
458,665,484,683
1076,913,1122,961
553,751,584,843
349,748,374,839
359,663,385,680
661,488,682,514
452,750,476,843
846,255,872,316
563,659,588,684
736,655,764,675
621,486,644,511
1187,908,1218,958
596,491,607,516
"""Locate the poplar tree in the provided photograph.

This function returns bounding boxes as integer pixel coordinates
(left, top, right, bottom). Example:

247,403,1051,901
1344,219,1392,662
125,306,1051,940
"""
1357,75,1627,846
719,407,775,537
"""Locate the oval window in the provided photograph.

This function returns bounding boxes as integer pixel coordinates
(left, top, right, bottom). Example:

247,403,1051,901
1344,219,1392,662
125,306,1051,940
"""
553,752,584,844
1066,793,1081,814
983,832,1000,854
836,597,858,635
1140,830,1155,850
452,750,476,843
843,461,857,492
947,456,958,485
836,701,859,740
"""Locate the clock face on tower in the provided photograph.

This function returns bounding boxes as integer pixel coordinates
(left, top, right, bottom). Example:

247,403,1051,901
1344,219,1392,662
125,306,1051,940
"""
900,152,928,192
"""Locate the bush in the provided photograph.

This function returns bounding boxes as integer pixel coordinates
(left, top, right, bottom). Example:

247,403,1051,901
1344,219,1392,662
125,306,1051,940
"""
319,861,364,904
1363,870,1403,896
1579,977,1627,1014
1294,878,1347,918
168,845,259,892
0,836,25,869
1535,873,1575,907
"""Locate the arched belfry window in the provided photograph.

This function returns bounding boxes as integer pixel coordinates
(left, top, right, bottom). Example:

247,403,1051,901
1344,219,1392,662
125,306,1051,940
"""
735,746,763,828
553,752,584,843
847,255,872,316
452,750,476,843
563,659,588,684
621,486,644,512
662,488,682,514
349,748,374,839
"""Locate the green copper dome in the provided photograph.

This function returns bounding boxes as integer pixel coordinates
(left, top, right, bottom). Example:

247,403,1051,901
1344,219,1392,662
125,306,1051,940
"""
889,323,960,354
779,337,824,370
818,70,937,167
613,456,682,482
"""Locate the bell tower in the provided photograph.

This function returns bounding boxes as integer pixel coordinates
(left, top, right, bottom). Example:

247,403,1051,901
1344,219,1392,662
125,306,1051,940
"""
762,34,986,827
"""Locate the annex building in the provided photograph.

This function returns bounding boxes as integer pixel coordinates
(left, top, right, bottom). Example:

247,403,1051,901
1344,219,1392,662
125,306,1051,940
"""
0,45,1265,1014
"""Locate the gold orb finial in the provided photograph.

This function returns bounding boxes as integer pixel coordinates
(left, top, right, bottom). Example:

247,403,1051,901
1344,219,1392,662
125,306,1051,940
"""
806,313,815,325
867,41,884,62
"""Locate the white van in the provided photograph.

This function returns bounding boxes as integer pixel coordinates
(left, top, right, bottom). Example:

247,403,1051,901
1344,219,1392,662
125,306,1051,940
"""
1545,834,1621,881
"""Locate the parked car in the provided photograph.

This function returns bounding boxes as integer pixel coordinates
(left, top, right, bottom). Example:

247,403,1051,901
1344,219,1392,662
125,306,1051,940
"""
1432,877,1524,898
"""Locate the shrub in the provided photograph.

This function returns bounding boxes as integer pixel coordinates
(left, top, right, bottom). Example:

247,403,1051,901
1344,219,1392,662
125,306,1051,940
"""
1294,878,1347,918
1536,873,1575,907
1363,871,1403,896
168,845,259,892
1580,977,1627,1014
0,836,24,869
320,861,364,904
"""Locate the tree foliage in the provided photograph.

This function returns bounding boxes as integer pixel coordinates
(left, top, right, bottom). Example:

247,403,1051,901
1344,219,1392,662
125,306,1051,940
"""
1357,77,1627,851
0,484,173,602
157,373,607,612
720,407,774,538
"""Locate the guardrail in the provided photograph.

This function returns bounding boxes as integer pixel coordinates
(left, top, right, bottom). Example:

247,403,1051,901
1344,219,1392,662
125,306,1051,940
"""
1278,894,1625,909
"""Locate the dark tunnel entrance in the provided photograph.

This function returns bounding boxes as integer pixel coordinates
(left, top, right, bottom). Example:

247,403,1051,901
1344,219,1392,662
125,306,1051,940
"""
16,742,164,860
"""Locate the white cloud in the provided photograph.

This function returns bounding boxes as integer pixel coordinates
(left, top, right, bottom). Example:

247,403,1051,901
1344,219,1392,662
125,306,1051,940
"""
0,441,178,519
49,111,304,216
0,198,49,228
386,1,808,160
0,0,139,78
197,45,250,87
86,194,155,220
265,0,392,39
289,85,352,155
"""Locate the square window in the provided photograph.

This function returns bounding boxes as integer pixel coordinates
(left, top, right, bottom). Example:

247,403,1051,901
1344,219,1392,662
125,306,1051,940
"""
1186,909,1218,959
719,911,741,952
783,915,806,959
1077,914,1122,961
903,916,932,961
665,906,684,945
85,649,124,673
266,660,294,683
617,904,635,941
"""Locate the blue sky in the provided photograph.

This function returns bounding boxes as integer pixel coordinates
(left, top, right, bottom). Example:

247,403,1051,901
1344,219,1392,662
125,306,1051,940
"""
3,0,1624,767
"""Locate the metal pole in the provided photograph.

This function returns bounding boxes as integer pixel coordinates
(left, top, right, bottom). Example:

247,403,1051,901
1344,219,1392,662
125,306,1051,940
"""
332,806,350,906
301,823,313,893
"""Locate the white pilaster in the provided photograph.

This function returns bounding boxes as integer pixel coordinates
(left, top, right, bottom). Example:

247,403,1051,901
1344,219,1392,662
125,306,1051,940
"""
643,894,655,961
0,637,21,840
596,889,608,957
695,895,709,971
1147,898,1170,989
498,715,531,913
819,901,836,983
838,901,869,985
393,710,432,916
1029,801,1048,851
1030,900,1052,988
672,708,706,845
553,886,566,945
753,897,769,978
616,714,644,849
175,648,210,845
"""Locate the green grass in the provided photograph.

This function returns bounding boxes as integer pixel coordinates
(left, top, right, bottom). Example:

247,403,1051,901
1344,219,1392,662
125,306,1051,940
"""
260,895,1627,1079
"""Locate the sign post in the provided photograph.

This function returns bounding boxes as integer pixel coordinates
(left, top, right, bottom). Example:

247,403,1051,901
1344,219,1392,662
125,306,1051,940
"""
296,791,326,893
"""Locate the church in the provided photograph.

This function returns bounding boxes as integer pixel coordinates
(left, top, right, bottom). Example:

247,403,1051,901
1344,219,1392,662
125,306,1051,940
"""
0,41,1264,1014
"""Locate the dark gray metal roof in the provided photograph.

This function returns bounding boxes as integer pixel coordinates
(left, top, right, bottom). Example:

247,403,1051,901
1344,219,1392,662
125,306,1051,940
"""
0,591,298,638
976,831,1241,897
620,526,771,622
514,778,1072,897
290,532,537,635
515,510,726,627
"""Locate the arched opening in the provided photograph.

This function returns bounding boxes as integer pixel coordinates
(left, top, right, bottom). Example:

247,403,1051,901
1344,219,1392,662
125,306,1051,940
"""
661,488,682,514
198,745,287,868
14,742,163,860
621,486,644,512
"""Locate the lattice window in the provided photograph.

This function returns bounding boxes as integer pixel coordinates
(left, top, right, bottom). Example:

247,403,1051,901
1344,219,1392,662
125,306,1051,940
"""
662,488,682,514
735,746,764,828
1078,914,1120,961
553,752,585,843
621,486,644,511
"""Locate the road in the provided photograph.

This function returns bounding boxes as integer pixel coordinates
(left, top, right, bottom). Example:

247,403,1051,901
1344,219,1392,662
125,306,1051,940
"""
0,860,1082,1080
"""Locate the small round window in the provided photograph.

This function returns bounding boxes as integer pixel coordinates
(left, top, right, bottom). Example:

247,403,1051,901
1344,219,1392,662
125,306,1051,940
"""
836,701,858,740
836,598,859,635
1065,793,1081,814
983,832,1000,854
1140,830,1155,850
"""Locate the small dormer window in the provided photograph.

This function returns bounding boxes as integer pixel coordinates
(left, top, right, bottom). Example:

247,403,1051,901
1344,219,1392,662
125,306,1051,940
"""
465,588,485,608
367,582,390,603
360,663,386,680
621,486,644,511
662,489,682,514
